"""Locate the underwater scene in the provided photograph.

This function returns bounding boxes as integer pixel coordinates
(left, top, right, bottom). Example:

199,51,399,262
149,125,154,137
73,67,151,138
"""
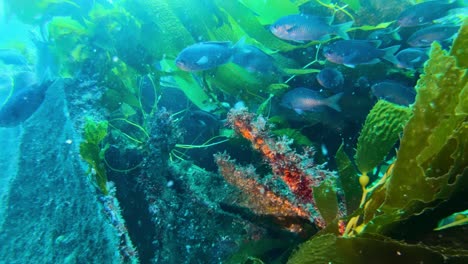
0,0,467,263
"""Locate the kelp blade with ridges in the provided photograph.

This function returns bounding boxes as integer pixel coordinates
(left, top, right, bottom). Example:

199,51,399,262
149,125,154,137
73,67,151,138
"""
361,20,468,233
354,100,411,175
288,234,468,264
289,20,468,263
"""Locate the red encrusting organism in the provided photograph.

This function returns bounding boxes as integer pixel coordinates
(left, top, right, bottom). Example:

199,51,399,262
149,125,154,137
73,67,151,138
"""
215,107,345,230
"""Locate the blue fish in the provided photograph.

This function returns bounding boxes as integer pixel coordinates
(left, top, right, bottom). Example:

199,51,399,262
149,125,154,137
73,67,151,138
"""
323,40,400,68
371,81,416,106
232,44,279,75
407,24,460,47
397,0,462,27
175,41,237,71
0,79,54,127
270,14,353,42
395,48,429,69
281,87,343,114
316,67,344,91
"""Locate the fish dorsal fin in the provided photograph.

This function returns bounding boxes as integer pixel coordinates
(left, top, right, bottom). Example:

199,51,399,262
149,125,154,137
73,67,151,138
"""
200,41,232,48
323,16,334,25
368,40,382,47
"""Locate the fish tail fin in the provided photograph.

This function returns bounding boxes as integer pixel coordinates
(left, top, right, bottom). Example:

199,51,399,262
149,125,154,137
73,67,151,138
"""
333,21,354,40
382,45,401,65
325,92,343,112
391,31,402,41
389,26,402,40
233,36,247,53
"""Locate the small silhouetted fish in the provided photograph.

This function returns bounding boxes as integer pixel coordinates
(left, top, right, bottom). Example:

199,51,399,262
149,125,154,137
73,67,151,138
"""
0,79,54,127
139,74,157,114
367,28,401,47
232,44,279,75
371,81,416,106
281,87,343,113
270,14,353,42
407,24,460,47
0,49,28,66
354,76,370,89
175,41,236,71
323,40,400,68
189,110,221,128
316,67,344,91
395,48,429,69
397,0,461,27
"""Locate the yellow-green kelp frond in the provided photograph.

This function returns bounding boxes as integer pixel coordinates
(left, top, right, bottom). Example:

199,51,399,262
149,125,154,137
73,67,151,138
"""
355,100,412,175
288,233,468,264
359,21,468,234
79,117,109,194
289,20,468,263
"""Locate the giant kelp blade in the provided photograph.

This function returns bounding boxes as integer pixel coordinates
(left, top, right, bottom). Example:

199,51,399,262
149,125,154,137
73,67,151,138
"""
451,19,468,68
139,74,159,115
354,100,411,175
359,23,468,234
79,118,109,194
238,0,300,25
215,0,300,52
385,42,467,208
123,0,194,60
335,143,361,213
288,234,468,264
342,0,361,12
314,179,339,224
